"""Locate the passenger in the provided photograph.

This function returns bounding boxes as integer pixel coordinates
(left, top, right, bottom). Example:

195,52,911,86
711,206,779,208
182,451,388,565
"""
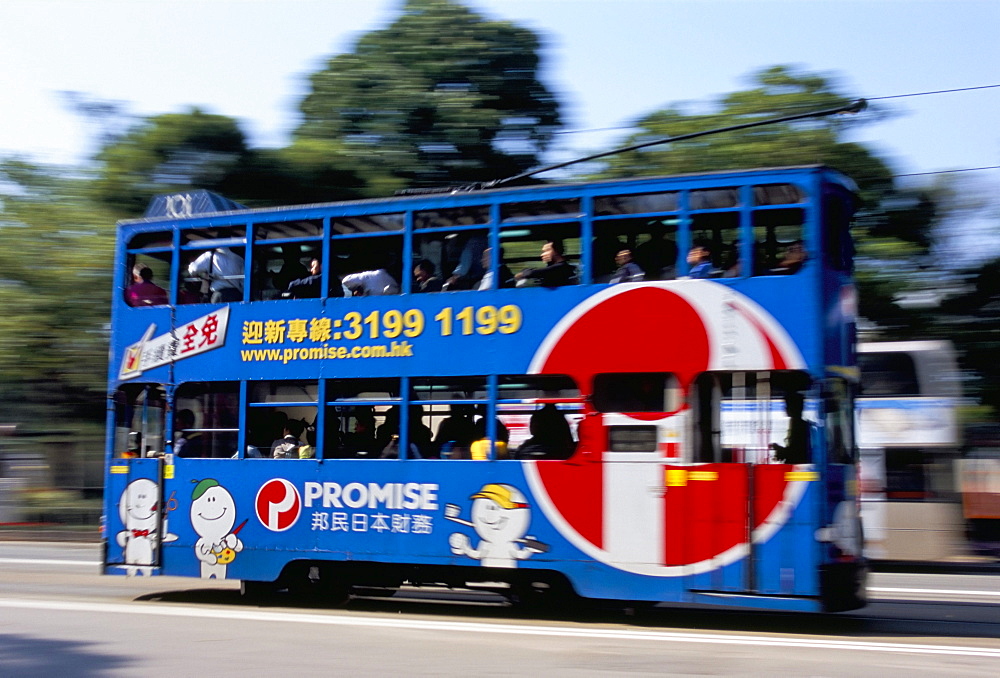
413,259,443,293
592,232,626,281
285,258,323,299
271,419,305,459
187,247,244,303
342,408,379,458
444,232,487,290
469,417,510,460
173,409,204,458
341,268,400,296
772,240,807,274
272,246,308,293
770,391,810,464
178,279,204,304
476,247,515,290
435,404,478,459
374,405,433,457
473,404,510,445
515,404,575,459
298,425,317,459
686,242,714,279
515,240,577,287
126,264,168,307
608,249,645,284
634,231,677,281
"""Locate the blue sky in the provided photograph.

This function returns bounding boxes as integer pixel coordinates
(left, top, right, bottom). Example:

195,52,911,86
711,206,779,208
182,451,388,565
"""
1,0,998,183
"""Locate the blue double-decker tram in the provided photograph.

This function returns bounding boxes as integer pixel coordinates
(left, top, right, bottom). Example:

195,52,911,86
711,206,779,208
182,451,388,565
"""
103,164,865,612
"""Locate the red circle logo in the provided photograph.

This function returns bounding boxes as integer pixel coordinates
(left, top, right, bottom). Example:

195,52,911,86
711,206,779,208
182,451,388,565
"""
255,479,301,532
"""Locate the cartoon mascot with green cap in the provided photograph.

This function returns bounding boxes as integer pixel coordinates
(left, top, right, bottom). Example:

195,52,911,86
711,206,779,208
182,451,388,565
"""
190,478,244,579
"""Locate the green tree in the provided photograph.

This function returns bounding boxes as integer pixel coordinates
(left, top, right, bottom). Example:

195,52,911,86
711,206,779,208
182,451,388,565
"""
296,0,561,190
0,159,116,423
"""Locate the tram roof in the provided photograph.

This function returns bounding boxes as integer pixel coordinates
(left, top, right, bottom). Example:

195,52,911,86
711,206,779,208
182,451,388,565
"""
120,164,857,228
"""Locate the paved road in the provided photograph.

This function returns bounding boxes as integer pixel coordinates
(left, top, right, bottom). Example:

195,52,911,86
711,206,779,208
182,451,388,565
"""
1,542,998,677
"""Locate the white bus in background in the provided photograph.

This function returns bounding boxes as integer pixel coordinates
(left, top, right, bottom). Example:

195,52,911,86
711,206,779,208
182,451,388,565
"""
857,340,963,560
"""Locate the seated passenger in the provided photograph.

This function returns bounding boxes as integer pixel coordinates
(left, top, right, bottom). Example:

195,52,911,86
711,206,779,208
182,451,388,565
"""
515,240,577,287
271,419,305,459
608,249,644,284
435,404,478,459
469,417,509,460
285,258,324,299
770,391,811,464
686,242,714,279
298,425,317,459
515,403,575,459
772,240,807,274
344,410,379,458
476,247,515,290
126,265,168,307
413,259,443,293
173,409,204,458
342,268,400,296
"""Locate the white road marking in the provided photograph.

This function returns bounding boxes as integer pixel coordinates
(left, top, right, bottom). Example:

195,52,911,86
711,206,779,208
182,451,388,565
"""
1,598,999,658
0,558,99,567
870,587,1000,598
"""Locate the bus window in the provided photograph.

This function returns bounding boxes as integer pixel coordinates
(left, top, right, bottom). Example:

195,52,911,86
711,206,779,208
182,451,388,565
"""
752,208,806,276
689,187,740,210
592,217,679,282
594,191,679,216
593,373,680,413
692,371,815,464
496,375,581,460
125,251,171,307
753,183,806,206
246,380,317,459
325,378,401,459
500,198,581,223
823,188,855,272
179,226,247,305
410,377,488,459
174,382,241,458
251,219,323,300
500,223,580,287
412,228,489,291
690,212,739,278
112,384,166,458
333,234,403,297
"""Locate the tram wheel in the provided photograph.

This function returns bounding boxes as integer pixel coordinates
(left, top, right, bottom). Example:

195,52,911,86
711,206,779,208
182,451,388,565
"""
240,579,278,602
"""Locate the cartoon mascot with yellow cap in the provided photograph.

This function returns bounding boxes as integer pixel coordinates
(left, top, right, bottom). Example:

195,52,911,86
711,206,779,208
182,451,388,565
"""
445,483,548,568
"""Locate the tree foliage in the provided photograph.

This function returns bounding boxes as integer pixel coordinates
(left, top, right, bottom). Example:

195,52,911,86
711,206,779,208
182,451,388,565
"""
295,0,561,189
0,160,116,423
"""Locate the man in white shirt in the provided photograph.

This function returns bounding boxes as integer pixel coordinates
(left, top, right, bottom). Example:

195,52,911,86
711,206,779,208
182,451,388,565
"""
341,269,400,296
187,247,244,302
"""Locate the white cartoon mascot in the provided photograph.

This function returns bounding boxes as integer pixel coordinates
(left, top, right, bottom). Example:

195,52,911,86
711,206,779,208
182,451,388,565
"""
190,478,245,579
116,478,161,576
446,483,549,568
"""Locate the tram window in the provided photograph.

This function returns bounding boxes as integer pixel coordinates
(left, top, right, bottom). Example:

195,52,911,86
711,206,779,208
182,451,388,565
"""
247,380,318,459
753,183,806,206
333,234,403,296
174,382,241,458
500,198,581,223
499,223,580,286
823,378,856,464
509,403,578,460
125,251,171,307
593,373,680,413
325,378,400,458
178,231,246,305
690,212,739,277
690,187,739,210
592,217,679,282
250,219,323,301
594,191,679,216
691,370,815,464
112,384,166,458
608,426,658,453
752,208,806,276
414,205,489,229
251,241,323,300
412,228,489,291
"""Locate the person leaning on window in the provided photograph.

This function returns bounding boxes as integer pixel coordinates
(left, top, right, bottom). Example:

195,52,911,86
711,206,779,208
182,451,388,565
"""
126,265,168,306
188,247,244,303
